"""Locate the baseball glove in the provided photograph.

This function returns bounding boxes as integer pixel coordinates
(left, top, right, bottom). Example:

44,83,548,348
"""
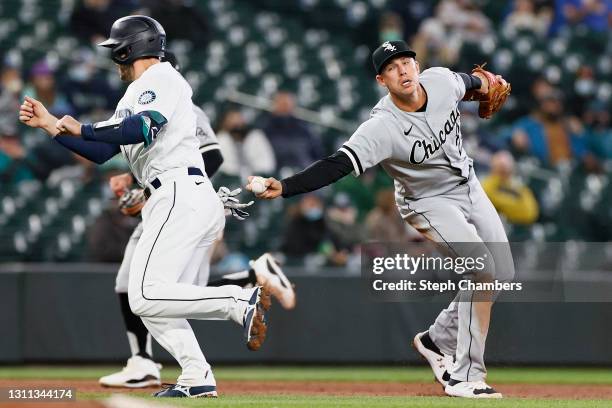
217,186,254,221
463,63,511,119
118,188,146,217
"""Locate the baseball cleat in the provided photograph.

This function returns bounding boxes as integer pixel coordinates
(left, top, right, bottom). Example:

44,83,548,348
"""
412,331,453,387
244,286,271,351
153,383,217,398
445,380,503,398
99,355,161,388
250,253,296,310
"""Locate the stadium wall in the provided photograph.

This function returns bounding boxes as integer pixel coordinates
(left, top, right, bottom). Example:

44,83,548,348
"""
1,265,611,365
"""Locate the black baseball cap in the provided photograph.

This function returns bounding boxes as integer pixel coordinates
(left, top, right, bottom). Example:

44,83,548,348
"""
372,40,416,74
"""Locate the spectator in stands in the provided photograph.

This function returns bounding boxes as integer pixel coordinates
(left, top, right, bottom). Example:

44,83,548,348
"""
64,48,122,115
0,64,22,133
281,193,329,258
583,101,612,161
69,0,129,45
412,0,493,67
388,0,433,40
379,12,405,43
140,0,210,44
333,167,393,220
21,60,77,179
261,91,324,172
510,88,589,168
481,151,539,225
502,0,552,37
324,193,364,265
0,125,34,184
217,109,275,179
551,0,611,34
365,189,422,242
570,65,597,117
24,60,74,118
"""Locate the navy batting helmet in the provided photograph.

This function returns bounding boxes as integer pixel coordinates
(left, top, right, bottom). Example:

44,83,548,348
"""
99,15,166,65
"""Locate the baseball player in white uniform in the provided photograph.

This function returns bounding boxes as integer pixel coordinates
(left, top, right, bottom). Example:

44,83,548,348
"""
98,53,296,389
19,16,271,398
248,40,514,398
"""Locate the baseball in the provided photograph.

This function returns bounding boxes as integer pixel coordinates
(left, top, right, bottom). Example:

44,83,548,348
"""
249,176,268,194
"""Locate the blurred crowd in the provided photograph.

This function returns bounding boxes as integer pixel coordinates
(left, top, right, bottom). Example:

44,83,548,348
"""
0,0,610,265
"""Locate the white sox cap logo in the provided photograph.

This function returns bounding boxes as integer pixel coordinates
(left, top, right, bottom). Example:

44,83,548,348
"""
382,41,396,52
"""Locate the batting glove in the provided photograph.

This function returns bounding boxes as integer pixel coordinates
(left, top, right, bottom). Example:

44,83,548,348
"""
217,186,254,221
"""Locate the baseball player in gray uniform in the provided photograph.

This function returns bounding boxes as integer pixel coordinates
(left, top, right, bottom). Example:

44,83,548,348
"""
248,40,514,398
99,52,296,389
19,16,272,398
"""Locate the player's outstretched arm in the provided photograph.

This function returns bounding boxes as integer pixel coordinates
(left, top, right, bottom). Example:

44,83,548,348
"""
247,150,354,200
19,96,60,136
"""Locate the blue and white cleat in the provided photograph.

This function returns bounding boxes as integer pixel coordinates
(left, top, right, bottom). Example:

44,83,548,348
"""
153,383,218,398
244,286,271,351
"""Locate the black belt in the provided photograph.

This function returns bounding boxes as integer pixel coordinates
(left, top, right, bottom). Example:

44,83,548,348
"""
144,167,204,198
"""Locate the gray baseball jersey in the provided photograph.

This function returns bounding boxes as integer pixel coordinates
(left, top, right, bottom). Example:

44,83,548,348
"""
340,66,514,384
339,67,470,204
193,105,219,154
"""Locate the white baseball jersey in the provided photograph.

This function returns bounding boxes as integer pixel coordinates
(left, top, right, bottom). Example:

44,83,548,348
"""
112,61,204,186
193,105,219,154
339,67,471,203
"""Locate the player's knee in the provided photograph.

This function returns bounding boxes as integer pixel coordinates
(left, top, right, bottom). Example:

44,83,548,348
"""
128,290,150,316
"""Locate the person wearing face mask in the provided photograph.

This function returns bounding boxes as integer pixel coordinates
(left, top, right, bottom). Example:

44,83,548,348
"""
0,64,23,133
583,101,612,161
510,88,589,167
217,109,275,179
260,91,324,172
280,193,330,259
379,12,405,43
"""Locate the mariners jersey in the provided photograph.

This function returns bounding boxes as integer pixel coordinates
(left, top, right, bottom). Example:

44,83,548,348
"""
340,67,471,201
113,62,203,186
193,105,219,154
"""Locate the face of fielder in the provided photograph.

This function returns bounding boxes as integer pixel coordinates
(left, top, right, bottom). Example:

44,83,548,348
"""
376,56,420,98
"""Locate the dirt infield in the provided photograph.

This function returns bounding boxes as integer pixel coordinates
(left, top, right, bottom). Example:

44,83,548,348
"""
0,379,611,402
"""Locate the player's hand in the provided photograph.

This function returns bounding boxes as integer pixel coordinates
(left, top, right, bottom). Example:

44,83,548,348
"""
19,96,58,135
471,71,490,94
109,173,134,197
55,115,82,137
246,176,282,199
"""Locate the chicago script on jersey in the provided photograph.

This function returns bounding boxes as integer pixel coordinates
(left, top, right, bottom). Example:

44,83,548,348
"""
409,107,460,164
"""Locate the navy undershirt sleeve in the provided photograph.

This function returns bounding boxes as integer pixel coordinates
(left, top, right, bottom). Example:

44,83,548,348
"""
54,135,121,164
457,72,482,91
81,111,167,147
202,148,223,178
280,151,354,198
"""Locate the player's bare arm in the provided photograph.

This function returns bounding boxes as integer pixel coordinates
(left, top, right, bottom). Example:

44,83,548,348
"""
19,96,61,137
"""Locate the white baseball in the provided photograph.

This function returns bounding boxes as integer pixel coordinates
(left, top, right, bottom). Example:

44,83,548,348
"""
249,176,268,194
